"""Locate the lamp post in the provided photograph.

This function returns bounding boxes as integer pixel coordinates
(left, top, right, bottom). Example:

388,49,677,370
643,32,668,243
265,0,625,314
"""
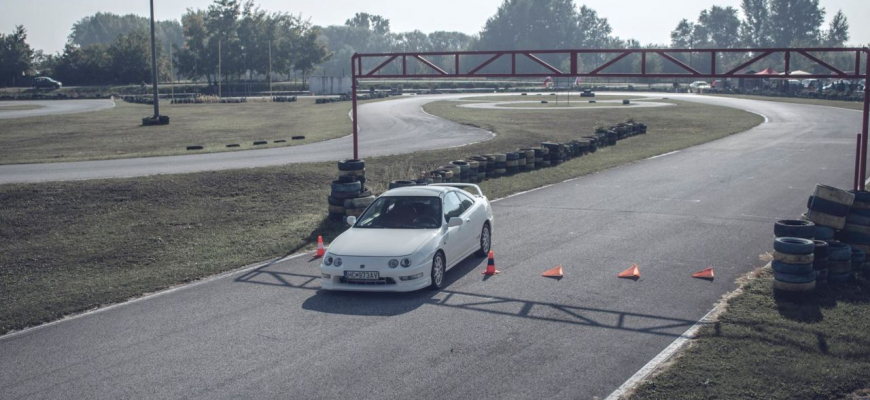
143,0,168,125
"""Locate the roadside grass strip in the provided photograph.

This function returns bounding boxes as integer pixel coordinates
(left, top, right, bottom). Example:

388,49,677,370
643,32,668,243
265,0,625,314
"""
629,267,870,400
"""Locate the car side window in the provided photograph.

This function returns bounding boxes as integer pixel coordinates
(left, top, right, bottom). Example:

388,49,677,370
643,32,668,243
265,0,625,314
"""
443,192,463,221
455,191,475,214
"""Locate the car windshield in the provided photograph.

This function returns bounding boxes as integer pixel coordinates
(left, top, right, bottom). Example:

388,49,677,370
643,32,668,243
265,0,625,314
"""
355,196,442,229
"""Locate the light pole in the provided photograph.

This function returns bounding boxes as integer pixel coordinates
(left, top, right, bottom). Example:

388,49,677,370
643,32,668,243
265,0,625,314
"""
143,0,168,125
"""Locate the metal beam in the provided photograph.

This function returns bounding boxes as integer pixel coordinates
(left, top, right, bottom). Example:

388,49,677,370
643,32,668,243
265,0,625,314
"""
655,51,701,75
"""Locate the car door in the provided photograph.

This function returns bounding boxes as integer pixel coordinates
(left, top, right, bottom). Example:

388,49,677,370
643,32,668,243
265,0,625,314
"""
454,190,482,256
442,192,465,266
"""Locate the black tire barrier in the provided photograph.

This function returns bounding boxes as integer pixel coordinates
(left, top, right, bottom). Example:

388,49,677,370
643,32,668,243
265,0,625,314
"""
773,279,816,292
331,180,361,193
328,212,345,221
812,240,829,259
807,196,850,217
226,144,240,148
773,270,816,284
331,190,361,200
292,135,306,140
847,213,870,226
815,225,836,240
772,251,813,264
774,219,815,238
327,196,345,206
827,260,852,274
773,237,815,255
852,248,866,271
853,209,870,217
623,100,630,105
328,205,346,214
389,180,416,189
344,195,375,210
274,140,287,143
850,190,870,203
839,230,870,245
826,241,852,261
772,260,814,275
253,140,267,145
338,159,365,171
186,145,203,151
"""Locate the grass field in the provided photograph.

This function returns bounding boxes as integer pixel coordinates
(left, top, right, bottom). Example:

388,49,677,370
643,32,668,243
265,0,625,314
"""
0,98,762,334
630,267,870,400
708,93,864,111
458,94,638,102
0,98,358,164
0,104,45,111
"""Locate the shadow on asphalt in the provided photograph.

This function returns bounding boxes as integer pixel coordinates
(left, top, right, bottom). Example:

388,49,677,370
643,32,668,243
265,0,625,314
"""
235,255,701,338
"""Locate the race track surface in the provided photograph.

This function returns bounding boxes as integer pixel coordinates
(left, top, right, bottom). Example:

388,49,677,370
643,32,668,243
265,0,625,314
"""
0,94,863,399
0,99,114,120
0,95,494,184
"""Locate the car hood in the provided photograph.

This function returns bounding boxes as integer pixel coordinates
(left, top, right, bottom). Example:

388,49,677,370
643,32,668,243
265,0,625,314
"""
328,228,439,257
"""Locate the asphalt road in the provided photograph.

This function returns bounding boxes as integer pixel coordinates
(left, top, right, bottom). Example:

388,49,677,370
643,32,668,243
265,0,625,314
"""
0,95,862,399
0,99,114,120
0,95,493,184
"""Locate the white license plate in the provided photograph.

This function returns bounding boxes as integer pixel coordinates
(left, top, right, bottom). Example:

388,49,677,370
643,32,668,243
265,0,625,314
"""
345,271,380,280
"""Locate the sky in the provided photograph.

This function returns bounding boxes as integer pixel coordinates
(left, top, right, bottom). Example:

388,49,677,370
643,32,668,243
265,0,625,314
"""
3,0,869,55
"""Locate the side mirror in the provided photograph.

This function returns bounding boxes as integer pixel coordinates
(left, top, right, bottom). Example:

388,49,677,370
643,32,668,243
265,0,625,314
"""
346,216,357,226
447,217,464,227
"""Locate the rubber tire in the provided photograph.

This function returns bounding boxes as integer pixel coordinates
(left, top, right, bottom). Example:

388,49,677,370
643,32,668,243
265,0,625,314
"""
813,240,829,258
772,260,815,275
344,195,375,209
330,190,362,200
389,180,416,190
331,180,361,193
338,159,365,171
847,213,870,226
774,220,815,239
773,279,816,292
826,241,852,261
772,251,813,264
475,222,491,257
774,271,817,284
807,196,850,217
773,237,815,255
327,196,344,206
851,209,870,217
849,190,870,202
814,225,836,240
827,260,852,274
839,231,870,245
429,252,446,291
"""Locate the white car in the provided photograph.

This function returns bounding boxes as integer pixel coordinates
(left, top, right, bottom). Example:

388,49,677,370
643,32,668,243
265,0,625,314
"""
320,184,494,292
689,81,711,92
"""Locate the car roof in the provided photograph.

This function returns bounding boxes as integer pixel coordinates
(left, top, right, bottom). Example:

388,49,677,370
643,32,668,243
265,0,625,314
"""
381,185,452,197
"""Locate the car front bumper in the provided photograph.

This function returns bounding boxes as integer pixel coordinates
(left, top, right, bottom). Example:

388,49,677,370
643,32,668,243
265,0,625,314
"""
320,258,431,292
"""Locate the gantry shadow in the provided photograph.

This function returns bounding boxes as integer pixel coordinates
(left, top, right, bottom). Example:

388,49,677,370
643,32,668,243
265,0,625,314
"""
235,255,701,338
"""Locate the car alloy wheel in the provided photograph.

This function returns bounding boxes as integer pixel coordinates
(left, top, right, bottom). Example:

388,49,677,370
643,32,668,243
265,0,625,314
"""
476,223,491,257
429,252,445,290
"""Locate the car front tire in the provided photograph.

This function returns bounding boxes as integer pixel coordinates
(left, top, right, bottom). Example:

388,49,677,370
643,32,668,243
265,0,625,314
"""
429,252,445,290
475,222,491,257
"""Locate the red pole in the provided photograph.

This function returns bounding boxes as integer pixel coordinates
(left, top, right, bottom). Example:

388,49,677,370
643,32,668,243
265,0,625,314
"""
861,49,869,191
856,134,861,190
352,54,359,160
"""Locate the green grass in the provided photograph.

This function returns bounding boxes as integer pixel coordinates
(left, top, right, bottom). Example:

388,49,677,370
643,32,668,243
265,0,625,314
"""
458,94,637,102
708,93,864,111
0,99,762,334
630,267,870,400
495,101,639,108
0,98,358,164
0,104,45,111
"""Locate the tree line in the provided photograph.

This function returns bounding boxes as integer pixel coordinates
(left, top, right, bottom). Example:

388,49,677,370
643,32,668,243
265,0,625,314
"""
0,0,862,87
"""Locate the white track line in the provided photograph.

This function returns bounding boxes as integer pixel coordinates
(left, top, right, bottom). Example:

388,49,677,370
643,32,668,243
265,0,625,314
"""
604,307,717,400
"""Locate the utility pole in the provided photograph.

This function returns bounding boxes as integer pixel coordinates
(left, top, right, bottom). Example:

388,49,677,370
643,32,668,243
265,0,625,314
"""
169,43,174,102
218,39,222,98
149,0,159,118
268,39,272,95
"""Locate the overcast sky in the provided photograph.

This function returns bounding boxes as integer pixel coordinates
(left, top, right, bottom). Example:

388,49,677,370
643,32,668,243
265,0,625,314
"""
4,0,868,54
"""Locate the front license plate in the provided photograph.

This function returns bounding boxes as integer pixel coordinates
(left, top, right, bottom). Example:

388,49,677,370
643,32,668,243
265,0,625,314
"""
345,271,380,280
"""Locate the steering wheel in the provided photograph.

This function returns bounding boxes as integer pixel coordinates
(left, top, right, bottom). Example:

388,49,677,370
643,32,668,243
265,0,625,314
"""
412,215,439,226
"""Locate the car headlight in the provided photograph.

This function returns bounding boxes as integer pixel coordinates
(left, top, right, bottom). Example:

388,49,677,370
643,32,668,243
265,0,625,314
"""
324,256,333,266
389,259,399,268
401,258,412,268
334,257,343,267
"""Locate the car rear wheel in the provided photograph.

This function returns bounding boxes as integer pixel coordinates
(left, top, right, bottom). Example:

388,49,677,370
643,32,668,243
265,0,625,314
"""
475,222,491,257
429,252,445,290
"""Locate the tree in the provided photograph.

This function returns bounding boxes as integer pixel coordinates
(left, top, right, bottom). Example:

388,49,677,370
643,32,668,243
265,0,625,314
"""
0,25,35,86
345,13,390,35
670,19,695,48
69,12,183,49
108,30,157,84
825,10,849,46
768,0,825,47
294,24,330,79
740,0,769,47
697,6,740,48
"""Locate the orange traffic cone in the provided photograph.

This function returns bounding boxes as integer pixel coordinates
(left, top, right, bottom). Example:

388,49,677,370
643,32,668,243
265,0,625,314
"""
482,251,500,275
543,265,564,278
692,267,714,280
618,264,641,279
313,236,325,258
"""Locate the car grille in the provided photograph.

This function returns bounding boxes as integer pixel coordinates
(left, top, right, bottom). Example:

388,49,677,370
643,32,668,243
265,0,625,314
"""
339,277,397,285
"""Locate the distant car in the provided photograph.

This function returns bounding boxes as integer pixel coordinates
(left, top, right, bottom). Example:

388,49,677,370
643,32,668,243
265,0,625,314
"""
689,81,710,92
33,77,62,89
320,184,494,292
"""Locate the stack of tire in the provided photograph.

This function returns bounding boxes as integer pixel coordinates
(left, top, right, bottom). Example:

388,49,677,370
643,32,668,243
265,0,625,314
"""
805,184,854,231
440,164,460,183
812,239,829,285
542,143,564,166
519,149,535,172
533,148,544,168
389,180,416,189
541,148,551,167
840,190,870,269
451,160,470,183
467,159,479,183
471,156,488,180
772,232,818,293
505,152,519,174
330,159,375,221
492,154,507,176
483,155,496,176
827,241,854,283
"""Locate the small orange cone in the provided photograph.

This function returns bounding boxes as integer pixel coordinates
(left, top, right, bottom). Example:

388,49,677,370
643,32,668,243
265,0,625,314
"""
482,251,500,275
543,265,564,278
618,264,641,279
692,267,714,280
313,236,325,258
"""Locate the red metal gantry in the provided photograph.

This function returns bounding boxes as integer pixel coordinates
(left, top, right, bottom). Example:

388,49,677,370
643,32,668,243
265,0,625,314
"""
350,47,870,189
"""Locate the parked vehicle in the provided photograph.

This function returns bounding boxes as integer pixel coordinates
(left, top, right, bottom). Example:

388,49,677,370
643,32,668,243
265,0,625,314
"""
32,77,62,89
689,81,710,93
320,184,494,292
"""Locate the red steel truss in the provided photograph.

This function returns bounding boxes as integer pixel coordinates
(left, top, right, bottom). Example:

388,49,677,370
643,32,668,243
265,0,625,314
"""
349,47,870,189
